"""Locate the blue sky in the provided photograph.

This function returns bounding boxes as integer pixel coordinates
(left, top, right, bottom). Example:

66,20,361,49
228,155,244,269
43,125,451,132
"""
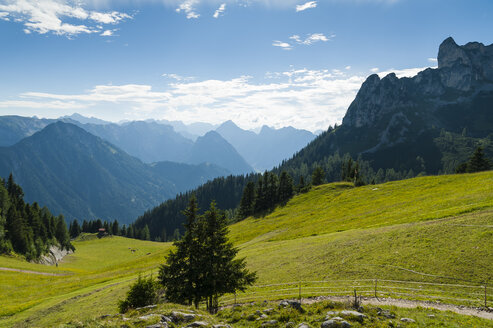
0,0,492,131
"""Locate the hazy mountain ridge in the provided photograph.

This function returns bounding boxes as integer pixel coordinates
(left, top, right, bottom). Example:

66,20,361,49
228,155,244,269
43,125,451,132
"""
216,120,316,171
0,122,229,223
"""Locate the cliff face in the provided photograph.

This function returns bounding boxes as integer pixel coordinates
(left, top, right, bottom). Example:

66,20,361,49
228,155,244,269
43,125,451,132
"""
343,37,493,130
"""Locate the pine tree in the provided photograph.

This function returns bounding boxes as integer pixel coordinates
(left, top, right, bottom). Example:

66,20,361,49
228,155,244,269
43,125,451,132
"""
238,182,255,218
69,220,81,238
141,225,151,240
312,166,325,186
159,198,256,313
200,202,256,313
467,147,491,173
112,220,120,236
278,171,294,204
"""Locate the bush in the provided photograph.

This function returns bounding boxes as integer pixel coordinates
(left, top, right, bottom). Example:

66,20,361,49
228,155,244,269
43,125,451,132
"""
118,275,159,313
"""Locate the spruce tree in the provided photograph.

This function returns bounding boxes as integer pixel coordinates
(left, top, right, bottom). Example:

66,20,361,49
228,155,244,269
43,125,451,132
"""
467,147,491,173
312,166,325,186
238,182,255,218
278,171,294,204
200,202,256,313
159,198,256,313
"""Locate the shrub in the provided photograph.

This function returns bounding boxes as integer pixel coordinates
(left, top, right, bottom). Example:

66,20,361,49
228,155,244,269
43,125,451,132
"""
118,275,159,313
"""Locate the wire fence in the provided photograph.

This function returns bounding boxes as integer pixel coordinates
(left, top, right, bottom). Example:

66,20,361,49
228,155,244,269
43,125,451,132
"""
220,279,493,309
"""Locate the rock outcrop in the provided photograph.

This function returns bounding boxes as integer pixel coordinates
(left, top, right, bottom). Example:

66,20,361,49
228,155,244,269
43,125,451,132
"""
342,37,493,129
36,245,73,265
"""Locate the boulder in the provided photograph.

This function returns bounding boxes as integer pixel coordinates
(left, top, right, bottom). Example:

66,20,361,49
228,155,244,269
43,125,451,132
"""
186,321,209,327
321,319,351,328
400,318,416,323
339,310,367,322
261,320,278,326
146,324,168,328
279,300,304,312
171,311,197,322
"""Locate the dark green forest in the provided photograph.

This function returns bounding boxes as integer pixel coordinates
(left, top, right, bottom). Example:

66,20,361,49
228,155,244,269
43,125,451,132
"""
0,174,73,260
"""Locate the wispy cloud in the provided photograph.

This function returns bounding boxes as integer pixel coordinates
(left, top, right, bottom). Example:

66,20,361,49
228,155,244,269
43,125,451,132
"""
290,33,334,45
296,1,317,12
378,66,436,78
370,67,379,73
213,3,226,18
272,40,293,50
176,0,200,19
0,0,132,37
1,65,433,131
428,57,438,63
162,73,195,82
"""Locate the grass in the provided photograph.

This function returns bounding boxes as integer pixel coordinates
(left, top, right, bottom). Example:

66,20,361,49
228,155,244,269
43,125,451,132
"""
0,234,170,327
1,171,492,327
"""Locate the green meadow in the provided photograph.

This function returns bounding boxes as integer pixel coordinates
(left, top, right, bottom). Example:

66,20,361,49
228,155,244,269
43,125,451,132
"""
1,171,492,327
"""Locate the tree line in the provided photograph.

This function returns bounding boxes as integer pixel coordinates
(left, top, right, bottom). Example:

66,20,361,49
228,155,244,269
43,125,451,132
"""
69,218,155,242
0,174,73,260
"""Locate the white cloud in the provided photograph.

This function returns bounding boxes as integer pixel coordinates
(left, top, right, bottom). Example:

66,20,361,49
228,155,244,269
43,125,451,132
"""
162,73,195,81
3,64,431,132
290,33,334,45
272,40,292,50
428,57,438,63
378,66,435,78
345,66,351,70
2,68,369,131
176,0,200,19
370,67,379,73
296,1,317,12
0,0,131,36
213,3,226,18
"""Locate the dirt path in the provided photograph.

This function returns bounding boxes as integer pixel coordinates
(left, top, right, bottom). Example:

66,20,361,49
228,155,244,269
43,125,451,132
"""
0,267,67,276
302,295,493,320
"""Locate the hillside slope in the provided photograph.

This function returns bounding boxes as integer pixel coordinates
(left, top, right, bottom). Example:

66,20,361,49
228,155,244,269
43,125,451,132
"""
1,172,492,327
229,172,493,286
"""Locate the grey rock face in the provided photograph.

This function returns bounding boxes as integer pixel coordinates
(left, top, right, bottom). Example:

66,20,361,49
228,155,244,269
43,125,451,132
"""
342,37,493,128
400,317,416,323
37,245,73,265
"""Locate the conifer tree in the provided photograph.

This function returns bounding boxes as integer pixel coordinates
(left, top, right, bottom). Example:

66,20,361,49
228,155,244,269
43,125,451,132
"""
238,182,255,218
159,198,256,313
278,171,294,204
312,166,325,186
467,147,491,172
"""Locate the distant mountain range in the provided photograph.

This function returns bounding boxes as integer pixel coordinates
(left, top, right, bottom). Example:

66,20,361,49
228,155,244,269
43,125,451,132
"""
0,122,228,223
0,114,316,222
216,121,316,171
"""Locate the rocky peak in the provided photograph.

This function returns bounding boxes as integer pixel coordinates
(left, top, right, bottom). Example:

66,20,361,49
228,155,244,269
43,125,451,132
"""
342,38,493,128
437,37,471,69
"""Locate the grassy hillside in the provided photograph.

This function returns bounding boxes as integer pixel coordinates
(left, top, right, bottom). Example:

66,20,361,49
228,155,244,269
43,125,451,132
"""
1,172,492,327
227,172,493,305
0,235,170,327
